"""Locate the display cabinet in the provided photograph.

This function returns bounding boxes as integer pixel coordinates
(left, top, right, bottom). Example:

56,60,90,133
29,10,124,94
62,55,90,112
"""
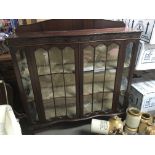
6,20,141,132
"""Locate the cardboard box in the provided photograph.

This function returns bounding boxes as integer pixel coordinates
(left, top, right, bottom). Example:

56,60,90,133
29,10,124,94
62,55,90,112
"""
122,19,155,70
135,41,155,70
129,78,155,114
123,19,155,43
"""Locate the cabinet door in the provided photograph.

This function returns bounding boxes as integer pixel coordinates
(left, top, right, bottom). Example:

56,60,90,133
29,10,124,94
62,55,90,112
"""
80,42,121,115
32,44,79,120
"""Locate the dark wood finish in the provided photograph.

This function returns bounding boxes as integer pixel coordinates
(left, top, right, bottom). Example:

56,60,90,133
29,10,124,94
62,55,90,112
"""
74,44,81,118
101,43,108,111
0,82,13,106
0,81,7,105
6,20,141,132
112,41,126,112
25,48,46,122
7,31,140,48
78,43,83,118
0,54,15,81
15,19,125,33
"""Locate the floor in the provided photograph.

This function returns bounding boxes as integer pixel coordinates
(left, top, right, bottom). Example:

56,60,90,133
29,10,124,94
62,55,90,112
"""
20,118,95,135
35,123,92,135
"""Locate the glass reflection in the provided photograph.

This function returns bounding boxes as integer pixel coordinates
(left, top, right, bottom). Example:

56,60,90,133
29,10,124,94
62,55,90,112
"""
83,46,94,70
102,93,113,111
16,50,38,121
124,42,133,67
106,43,119,69
119,42,133,105
94,44,106,70
49,47,63,73
84,95,92,114
35,48,50,75
66,97,76,117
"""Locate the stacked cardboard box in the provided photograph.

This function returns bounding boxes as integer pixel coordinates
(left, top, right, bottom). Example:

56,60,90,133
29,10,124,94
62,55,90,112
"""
129,72,155,114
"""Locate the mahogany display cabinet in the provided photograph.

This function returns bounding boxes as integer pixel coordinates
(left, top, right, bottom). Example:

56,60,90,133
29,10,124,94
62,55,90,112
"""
6,20,141,132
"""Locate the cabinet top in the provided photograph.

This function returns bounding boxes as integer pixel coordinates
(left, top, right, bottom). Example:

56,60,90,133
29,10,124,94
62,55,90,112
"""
6,20,142,47
10,27,140,39
15,19,126,33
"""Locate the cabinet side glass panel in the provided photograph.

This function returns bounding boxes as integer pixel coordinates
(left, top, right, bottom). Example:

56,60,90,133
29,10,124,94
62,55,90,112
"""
16,50,38,121
119,42,133,106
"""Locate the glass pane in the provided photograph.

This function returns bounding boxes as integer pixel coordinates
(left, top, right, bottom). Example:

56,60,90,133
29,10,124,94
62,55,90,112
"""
83,46,94,70
107,43,119,69
49,47,63,73
119,42,133,105
107,43,119,61
64,73,75,86
95,44,106,70
83,72,93,95
27,101,38,121
84,95,92,114
102,92,113,111
93,83,104,93
66,97,76,117
52,74,65,97
124,42,133,67
107,60,118,68
93,71,104,93
16,50,38,121
55,98,66,116
43,99,55,119
93,93,102,112
63,47,75,73
92,92,113,112
35,48,50,75
64,74,76,97
105,69,116,82
39,75,53,100
105,69,116,91
94,71,105,83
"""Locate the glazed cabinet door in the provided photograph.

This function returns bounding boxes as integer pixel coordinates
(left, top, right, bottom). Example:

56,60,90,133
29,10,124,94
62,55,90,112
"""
32,44,80,120
13,44,80,122
79,41,125,116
